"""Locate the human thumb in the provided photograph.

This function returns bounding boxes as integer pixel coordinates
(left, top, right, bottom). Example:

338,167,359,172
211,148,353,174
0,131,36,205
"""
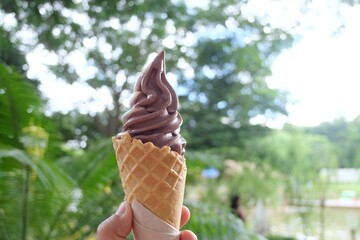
97,201,133,240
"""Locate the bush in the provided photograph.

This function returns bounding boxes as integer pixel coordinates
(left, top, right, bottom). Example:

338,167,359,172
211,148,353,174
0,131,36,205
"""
185,201,265,240
267,236,296,240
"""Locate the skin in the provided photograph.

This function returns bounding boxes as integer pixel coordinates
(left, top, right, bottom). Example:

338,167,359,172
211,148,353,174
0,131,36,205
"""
97,201,197,240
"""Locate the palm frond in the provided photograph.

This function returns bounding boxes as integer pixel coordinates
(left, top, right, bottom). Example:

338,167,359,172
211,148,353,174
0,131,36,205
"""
0,147,77,239
0,149,75,191
0,63,42,147
43,139,123,239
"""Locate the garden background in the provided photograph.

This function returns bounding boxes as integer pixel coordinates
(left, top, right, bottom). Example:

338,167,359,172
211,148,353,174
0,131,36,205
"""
1,0,360,239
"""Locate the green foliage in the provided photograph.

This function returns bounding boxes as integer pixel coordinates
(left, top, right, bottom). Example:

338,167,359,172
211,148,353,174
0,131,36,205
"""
0,63,61,158
224,161,282,206
184,125,339,209
180,36,289,149
185,150,223,186
0,64,42,147
0,149,74,191
0,135,123,239
308,116,360,167
245,127,337,199
1,0,293,145
0,27,26,71
327,182,360,199
44,139,123,239
0,63,74,239
267,236,296,240
185,201,265,240
3,1,358,239
184,147,281,209
0,148,76,239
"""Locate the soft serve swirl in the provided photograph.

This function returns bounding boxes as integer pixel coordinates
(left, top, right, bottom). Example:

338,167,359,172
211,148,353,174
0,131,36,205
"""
121,51,186,155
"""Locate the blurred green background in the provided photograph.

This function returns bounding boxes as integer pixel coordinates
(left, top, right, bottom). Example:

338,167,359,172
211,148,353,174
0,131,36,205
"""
1,0,360,239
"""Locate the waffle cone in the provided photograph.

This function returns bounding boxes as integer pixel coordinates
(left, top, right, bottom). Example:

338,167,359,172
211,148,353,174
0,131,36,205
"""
112,133,187,229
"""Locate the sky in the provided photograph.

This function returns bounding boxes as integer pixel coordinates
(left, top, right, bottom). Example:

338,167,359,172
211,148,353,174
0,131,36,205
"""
22,0,360,128
247,0,360,127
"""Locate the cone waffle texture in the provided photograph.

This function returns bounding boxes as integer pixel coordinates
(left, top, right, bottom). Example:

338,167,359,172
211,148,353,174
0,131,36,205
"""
112,133,187,229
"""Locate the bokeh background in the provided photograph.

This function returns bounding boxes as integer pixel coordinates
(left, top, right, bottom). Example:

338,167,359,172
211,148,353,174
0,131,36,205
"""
1,0,360,239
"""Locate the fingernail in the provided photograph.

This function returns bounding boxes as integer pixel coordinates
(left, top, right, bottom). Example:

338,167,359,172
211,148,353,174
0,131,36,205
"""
116,202,126,216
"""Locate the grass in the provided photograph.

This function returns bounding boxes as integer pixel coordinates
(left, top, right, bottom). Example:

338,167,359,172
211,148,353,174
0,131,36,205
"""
326,182,360,199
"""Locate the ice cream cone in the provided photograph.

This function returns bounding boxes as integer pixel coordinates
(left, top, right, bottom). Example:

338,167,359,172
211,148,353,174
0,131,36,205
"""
112,133,187,229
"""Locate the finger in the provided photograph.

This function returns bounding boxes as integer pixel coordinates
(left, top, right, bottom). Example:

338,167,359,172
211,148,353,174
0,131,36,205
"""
180,230,198,240
180,205,191,228
97,201,133,240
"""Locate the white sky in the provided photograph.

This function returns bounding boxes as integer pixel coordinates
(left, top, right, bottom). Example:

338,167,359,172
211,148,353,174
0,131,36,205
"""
20,0,360,127
266,2,360,127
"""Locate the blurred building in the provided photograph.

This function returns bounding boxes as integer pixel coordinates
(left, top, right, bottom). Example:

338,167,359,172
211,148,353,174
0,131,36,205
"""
320,168,360,183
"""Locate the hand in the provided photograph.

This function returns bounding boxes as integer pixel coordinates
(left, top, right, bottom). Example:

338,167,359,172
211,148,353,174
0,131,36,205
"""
97,201,197,240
